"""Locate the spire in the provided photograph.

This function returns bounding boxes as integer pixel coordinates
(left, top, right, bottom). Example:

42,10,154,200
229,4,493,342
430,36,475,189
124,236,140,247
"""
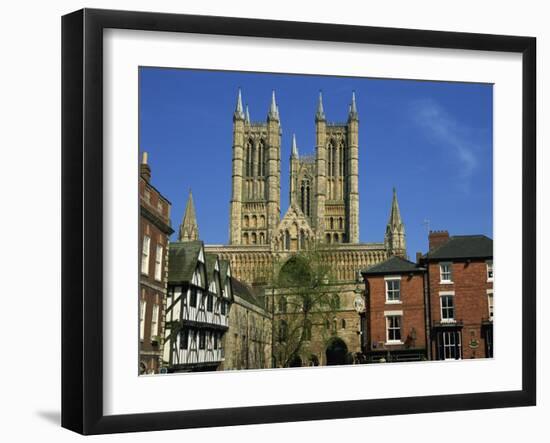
234,88,244,121
291,133,299,158
268,90,279,121
349,90,358,120
245,104,250,124
316,90,325,121
385,187,406,258
388,187,403,229
179,189,199,242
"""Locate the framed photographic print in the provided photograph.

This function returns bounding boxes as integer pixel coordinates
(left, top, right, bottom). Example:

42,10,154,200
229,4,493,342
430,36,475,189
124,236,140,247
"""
61,8,536,435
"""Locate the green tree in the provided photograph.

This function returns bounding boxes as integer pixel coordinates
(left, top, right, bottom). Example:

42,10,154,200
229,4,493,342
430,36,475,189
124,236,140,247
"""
269,243,341,368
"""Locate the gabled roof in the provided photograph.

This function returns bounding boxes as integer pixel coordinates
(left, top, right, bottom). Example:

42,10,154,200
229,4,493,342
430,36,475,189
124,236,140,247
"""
219,259,231,285
231,278,266,309
205,253,220,283
362,255,424,275
426,235,493,261
168,240,203,283
274,204,314,236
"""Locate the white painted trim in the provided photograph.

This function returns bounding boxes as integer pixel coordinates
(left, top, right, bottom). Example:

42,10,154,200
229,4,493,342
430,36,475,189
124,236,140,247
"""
439,290,455,296
439,261,453,283
383,275,402,281
384,310,403,316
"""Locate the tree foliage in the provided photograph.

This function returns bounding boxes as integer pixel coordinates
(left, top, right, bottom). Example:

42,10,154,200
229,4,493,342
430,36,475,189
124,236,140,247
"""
268,243,341,368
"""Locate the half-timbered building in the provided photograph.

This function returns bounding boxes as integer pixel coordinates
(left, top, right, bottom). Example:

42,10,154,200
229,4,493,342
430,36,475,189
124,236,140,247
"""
162,192,234,372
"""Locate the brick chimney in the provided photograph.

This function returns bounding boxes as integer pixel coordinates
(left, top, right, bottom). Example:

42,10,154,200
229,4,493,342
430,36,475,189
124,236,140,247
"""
429,230,450,251
140,151,151,183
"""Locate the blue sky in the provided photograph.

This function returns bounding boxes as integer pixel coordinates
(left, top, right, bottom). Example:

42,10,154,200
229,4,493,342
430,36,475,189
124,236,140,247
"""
139,67,493,257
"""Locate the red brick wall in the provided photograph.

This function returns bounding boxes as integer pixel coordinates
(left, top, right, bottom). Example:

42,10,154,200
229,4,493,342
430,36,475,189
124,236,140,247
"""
366,273,426,353
428,260,493,359
139,176,172,374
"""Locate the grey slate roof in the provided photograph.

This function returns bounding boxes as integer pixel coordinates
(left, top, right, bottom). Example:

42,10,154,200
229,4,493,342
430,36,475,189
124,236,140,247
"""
426,235,493,260
168,240,203,283
219,260,230,285
362,255,424,275
231,278,266,309
205,253,220,283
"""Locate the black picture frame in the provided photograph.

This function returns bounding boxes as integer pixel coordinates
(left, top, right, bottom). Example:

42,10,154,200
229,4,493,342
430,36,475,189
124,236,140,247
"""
61,8,536,435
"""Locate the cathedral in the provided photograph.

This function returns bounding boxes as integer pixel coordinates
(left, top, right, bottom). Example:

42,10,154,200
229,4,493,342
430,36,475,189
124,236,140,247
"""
204,89,406,286
195,89,408,366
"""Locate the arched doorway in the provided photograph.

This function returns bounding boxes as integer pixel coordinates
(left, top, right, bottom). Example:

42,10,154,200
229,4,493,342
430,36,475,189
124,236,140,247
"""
325,337,348,366
326,337,348,366
288,354,302,367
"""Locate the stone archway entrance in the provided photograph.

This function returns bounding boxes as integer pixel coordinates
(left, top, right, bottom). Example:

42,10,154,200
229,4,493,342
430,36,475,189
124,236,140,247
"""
325,337,348,366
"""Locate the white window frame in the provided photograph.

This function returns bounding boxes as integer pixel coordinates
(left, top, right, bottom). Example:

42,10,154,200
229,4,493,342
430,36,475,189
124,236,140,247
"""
154,244,163,281
141,235,151,275
384,276,402,304
384,310,403,344
150,304,159,339
442,330,462,360
439,262,453,283
139,300,146,340
486,260,494,282
439,291,456,323
487,289,494,321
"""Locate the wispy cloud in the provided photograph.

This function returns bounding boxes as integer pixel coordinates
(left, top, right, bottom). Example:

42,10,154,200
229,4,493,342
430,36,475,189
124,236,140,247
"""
411,99,478,190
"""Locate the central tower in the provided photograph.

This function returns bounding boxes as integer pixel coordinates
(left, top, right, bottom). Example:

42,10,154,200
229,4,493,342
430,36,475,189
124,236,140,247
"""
313,92,359,244
229,89,281,245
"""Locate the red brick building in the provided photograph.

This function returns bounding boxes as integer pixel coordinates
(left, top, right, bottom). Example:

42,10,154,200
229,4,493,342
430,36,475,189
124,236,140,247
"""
362,256,427,362
422,231,493,360
139,152,173,374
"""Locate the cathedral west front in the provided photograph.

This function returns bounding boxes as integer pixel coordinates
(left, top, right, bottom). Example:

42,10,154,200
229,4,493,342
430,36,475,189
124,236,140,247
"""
200,89,408,366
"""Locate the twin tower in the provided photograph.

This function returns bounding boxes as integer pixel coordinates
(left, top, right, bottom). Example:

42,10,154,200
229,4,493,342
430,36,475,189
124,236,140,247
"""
229,89,361,248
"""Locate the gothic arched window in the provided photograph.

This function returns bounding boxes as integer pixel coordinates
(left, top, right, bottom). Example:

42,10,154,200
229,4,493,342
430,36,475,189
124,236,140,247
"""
284,230,291,250
278,296,287,313
252,215,257,228
339,217,343,229
278,320,288,343
300,182,305,214
258,139,265,176
245,139,254,177
259,232,265,244
251,232,257,244
326,233,331,244
244,215,249,227
259,215,265,227
331,142,337,176
327,140,334,178
330,217,334,230
243,233,249,245
305,184,311,216
299,230,306,250
304,320,312,341
339,140,345,176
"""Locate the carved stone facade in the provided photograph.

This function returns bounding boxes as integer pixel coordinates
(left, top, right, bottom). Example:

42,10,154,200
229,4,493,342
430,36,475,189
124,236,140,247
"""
206,89,408,365
221,279,272,370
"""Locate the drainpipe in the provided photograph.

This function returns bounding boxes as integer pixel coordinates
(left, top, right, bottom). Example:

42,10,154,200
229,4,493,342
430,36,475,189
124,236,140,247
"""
423,256,432,360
